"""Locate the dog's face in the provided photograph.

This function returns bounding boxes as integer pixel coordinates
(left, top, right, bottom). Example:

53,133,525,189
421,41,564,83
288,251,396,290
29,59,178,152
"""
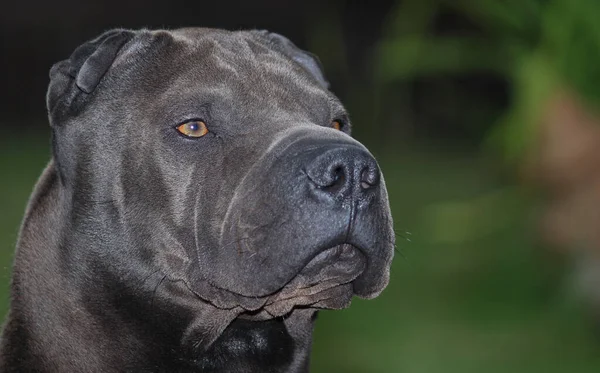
47,28,394,354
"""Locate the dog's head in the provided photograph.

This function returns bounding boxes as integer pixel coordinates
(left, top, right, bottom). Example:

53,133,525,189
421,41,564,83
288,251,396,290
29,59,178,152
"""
47,27,394,350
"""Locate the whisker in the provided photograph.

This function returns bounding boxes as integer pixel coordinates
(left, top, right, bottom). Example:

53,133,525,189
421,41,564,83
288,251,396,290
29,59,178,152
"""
394,246,406,259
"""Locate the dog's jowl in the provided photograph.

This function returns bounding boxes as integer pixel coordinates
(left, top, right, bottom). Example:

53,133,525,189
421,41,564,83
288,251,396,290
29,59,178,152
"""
0,28,395,372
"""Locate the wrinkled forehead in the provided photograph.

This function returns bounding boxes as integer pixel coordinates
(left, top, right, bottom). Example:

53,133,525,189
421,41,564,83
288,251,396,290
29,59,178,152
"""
128,29,337,121
168,28,303,77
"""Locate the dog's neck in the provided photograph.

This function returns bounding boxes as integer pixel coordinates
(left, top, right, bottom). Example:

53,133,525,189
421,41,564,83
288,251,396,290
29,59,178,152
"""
0,162,314,373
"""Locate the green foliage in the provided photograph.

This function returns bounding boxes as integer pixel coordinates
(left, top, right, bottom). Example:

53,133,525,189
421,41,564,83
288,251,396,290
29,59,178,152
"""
374,0,600,162
487,52,559,162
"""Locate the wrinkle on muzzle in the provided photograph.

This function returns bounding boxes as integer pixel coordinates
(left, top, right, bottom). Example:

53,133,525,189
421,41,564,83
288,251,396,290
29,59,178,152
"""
179,244,367,350
186,243,366,314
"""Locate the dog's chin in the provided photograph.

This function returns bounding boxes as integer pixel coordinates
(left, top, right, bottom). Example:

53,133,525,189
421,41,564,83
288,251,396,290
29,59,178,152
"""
239,243,367,321
182,244,367,356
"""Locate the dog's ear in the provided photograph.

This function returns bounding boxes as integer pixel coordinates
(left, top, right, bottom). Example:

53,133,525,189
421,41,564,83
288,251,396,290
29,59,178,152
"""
47,29,136,125
258,31,329,89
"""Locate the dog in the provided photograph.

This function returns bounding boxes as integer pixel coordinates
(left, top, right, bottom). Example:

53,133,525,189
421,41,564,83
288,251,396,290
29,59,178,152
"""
0,28,395,372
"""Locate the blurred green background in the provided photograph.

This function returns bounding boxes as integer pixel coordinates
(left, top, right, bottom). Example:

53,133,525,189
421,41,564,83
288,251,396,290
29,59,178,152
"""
2,0,600,372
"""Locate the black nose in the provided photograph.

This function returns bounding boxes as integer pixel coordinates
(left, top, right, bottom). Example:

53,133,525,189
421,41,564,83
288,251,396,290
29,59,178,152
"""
305,145,380,200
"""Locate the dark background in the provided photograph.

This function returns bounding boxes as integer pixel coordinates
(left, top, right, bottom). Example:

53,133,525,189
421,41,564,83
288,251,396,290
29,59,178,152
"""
2,1,600,372
1,0,507,145
2,1,391,126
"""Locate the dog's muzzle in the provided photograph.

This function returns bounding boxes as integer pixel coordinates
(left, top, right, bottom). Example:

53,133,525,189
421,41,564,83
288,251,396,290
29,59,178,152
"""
191,130,395,311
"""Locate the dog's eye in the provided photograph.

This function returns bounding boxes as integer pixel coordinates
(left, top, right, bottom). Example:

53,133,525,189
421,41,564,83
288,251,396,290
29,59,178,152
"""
332,120,343,131
176,120,209,138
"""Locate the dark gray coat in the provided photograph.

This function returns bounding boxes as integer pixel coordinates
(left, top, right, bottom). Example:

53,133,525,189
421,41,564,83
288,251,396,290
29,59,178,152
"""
0,28,394,372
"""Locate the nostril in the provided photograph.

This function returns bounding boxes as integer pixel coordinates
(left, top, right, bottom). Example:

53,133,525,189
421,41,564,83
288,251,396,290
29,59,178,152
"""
306,163,347,190
320,165,346,195
360,165,380,190
332,166,344,187
304,147,380,198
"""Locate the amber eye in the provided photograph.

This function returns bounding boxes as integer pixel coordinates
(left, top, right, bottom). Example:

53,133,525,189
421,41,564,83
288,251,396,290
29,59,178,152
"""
176,120,209,138
332,120,343,131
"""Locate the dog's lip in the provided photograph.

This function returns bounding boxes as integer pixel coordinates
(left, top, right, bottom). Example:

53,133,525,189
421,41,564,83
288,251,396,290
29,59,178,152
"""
233,243,367,319
185,242,368,315
312,242,367,273
282,242,367,286
257,242,367,293
304,242,360,265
